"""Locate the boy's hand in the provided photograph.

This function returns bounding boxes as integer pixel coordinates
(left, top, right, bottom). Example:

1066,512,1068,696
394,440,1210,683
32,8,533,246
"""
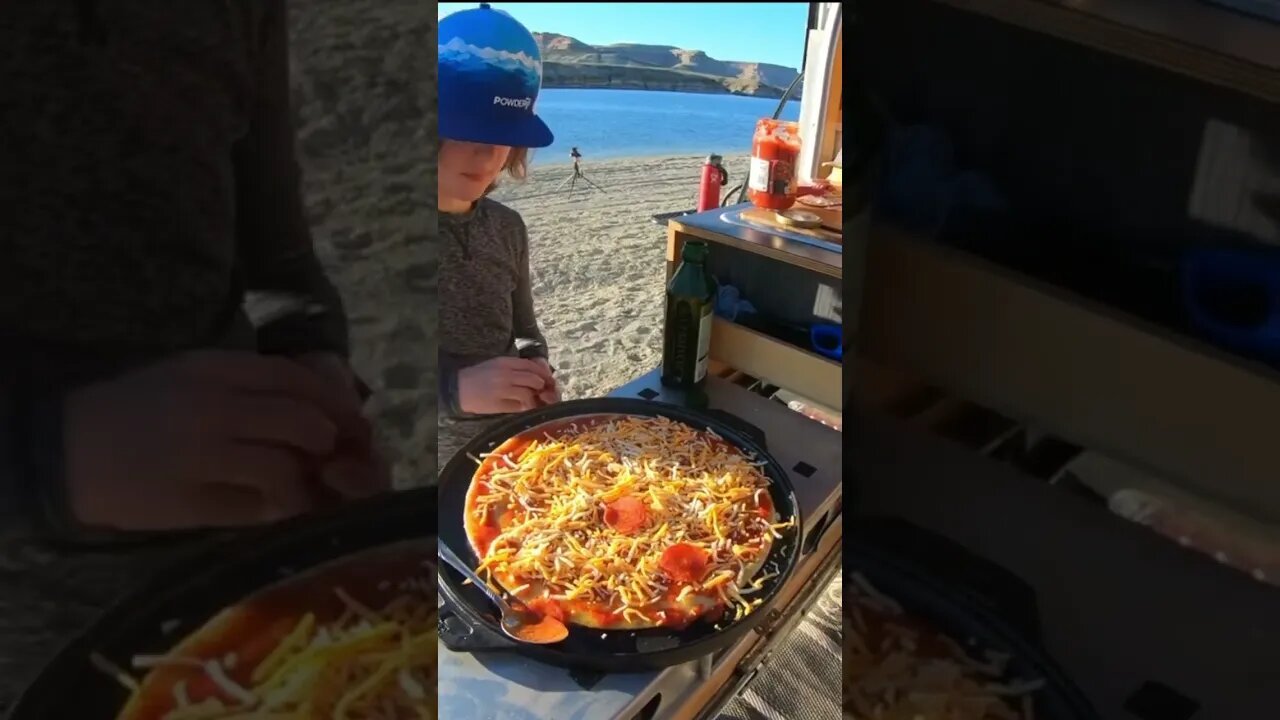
457,357,552,414
62,351,373,532
292,352,391,500
531,357,561,405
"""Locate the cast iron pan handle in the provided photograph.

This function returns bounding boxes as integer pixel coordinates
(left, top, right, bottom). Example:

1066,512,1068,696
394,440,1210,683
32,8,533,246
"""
851,516,1044,644
438,604,515,652
701,408,768,450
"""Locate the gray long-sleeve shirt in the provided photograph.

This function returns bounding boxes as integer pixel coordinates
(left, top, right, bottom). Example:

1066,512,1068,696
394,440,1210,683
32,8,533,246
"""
438,197,548,470
0,0,349,542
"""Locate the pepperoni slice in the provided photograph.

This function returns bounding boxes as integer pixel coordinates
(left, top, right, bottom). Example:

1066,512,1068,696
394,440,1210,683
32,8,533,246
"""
603,496,649,534
756,492,774,519
660,543,710,583
183,673,221,704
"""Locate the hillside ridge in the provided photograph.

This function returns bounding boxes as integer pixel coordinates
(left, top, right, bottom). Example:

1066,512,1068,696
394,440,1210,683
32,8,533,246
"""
533,31,801,98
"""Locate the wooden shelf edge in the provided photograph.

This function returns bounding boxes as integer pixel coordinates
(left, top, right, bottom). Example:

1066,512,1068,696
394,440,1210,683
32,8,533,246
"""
709,317,843,411
668,217,843,279
860,223,1280,523
933,0,1280,104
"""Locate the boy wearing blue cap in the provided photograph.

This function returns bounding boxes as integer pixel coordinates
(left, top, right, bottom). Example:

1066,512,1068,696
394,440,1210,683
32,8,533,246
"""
0,0,387,543
438,4,561,466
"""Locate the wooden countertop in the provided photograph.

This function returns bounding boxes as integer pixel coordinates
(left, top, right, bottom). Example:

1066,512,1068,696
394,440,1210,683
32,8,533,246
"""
669,204,843,279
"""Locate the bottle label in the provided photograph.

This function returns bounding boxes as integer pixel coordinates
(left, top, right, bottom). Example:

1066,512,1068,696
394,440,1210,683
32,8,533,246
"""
748,157,772,193
693,306,713,383
748,156,796,197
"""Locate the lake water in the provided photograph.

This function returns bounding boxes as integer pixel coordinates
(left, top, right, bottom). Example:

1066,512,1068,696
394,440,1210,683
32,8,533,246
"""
529,88,802,165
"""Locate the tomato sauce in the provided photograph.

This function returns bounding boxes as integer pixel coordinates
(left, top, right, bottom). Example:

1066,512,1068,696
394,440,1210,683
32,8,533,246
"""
525,598,566,622
591,609,620,627
473,525,499,556
756,492,773,519
512,614,569,644
747,118,802,211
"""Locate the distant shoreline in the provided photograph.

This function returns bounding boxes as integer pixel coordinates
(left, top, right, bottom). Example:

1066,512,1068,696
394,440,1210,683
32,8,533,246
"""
542,82,798,99
541,81,800,101
538,86,800,97
527,150,747,168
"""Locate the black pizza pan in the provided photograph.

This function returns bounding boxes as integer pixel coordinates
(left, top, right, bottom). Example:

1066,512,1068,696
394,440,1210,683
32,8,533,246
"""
845,516,1101,720
436,397,803,673
5,486,437,720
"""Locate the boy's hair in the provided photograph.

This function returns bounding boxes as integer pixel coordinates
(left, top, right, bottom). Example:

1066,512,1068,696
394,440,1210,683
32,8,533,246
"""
485,147,529,196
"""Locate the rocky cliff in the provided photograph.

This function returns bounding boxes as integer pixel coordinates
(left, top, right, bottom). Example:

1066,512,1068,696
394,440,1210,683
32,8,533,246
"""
534,32,801,98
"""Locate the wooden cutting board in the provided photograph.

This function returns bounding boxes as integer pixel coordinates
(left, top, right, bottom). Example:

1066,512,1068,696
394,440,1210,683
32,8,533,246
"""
740,207,843,244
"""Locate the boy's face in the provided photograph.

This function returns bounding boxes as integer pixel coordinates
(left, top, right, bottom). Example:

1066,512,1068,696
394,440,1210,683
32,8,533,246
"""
440,140,511,206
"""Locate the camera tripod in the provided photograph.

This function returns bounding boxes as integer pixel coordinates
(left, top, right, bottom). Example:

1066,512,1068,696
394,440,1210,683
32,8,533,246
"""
554,158,605,195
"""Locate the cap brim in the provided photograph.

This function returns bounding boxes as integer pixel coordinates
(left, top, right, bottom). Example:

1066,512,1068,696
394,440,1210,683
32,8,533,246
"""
440,111,555,149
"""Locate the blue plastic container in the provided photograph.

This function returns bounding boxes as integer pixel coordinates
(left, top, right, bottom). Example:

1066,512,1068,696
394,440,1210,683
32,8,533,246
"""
1181,246,1280,363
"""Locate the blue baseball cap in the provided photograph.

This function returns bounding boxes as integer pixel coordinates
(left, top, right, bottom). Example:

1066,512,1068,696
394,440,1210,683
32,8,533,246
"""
439,4,555,148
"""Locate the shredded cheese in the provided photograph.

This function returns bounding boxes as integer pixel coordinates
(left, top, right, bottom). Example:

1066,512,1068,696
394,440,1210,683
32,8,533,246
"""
842,572,1044,720
102,575,437,720
472,415,791,625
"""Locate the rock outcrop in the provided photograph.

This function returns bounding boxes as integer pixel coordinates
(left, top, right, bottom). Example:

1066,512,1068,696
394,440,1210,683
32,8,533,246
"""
532,32,801,98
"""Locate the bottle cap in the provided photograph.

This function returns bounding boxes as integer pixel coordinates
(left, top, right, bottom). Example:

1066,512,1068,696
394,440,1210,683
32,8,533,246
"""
776,209,822,229
681,240,709,262
705,153,722,166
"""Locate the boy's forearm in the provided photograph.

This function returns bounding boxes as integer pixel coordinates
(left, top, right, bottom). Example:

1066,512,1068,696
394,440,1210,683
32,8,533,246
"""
233,0,349,359
512,229,548,358
438,352,466,418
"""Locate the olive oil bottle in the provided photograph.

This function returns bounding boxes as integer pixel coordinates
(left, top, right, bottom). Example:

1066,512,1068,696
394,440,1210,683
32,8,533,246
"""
661,240,716,398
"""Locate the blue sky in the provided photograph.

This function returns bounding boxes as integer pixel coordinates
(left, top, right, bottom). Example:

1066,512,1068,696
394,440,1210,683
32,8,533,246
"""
438,2,811,70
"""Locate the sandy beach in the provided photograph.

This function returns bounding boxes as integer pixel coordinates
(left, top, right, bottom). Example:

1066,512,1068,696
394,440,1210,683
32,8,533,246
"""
288,0,437,487
489,154,751,399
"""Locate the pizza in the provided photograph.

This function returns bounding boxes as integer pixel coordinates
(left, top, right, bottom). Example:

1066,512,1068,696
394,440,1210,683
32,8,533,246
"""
843,572,1045,720
98,539,437,720
797,193,842,209
463,414,792,631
